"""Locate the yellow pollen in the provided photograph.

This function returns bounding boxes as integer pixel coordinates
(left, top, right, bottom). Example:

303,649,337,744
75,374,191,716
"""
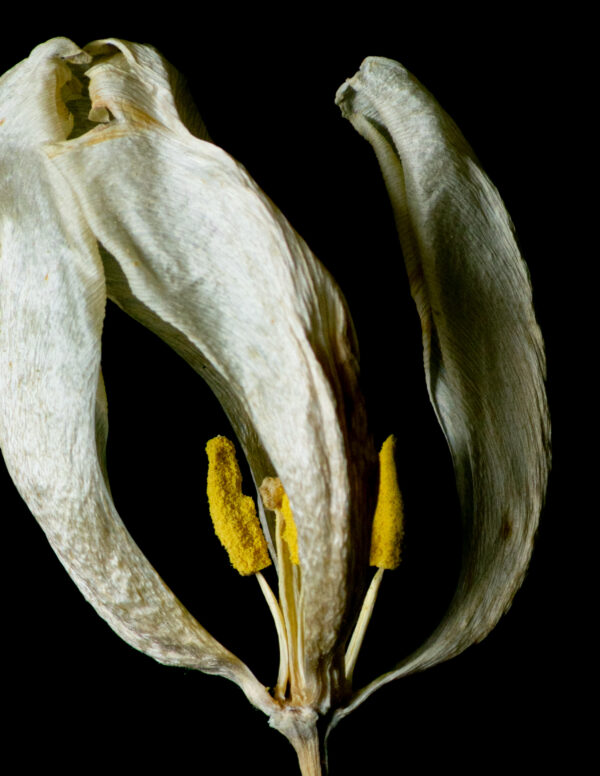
280,493,299,565
206,436,271,576
369,435,404,569
259,477,299,565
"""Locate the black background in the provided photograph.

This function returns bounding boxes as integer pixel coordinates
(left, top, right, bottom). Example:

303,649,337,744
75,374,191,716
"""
2,9,578,774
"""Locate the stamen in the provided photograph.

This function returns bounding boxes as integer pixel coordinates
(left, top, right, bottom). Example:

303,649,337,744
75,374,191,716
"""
345,435,404,683
206,436,271,576
206,437,289,698
344,567,384,683
369,435,404,570
255,571,290,702
280,493,300,565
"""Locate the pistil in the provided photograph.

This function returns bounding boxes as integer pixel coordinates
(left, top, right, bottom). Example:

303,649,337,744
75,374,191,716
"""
259,476,306,702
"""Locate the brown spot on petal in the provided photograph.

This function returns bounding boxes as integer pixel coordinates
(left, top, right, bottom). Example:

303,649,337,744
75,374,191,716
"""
500,517,513,541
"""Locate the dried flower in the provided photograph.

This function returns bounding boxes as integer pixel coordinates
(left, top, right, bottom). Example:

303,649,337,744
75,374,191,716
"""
0,40,549,774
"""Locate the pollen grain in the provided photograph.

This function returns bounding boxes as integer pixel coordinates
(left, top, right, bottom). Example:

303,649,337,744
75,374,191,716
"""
206,436,271,576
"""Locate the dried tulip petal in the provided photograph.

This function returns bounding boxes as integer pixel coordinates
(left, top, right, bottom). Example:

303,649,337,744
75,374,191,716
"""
334,57,550,719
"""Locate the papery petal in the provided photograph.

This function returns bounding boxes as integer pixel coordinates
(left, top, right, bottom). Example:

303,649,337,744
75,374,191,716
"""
0,40,275,712
335,58,550,714
45,39,376,709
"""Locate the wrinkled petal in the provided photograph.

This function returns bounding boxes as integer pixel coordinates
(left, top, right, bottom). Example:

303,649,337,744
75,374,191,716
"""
4,38,376,711
334,58,550,718
0,39,278,714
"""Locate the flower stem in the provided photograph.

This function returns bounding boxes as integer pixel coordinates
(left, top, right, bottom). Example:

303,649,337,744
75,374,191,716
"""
270,707,325,776
292,726,322,776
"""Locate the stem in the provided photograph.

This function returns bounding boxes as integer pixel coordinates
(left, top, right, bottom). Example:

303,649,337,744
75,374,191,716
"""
344,567,384,683
271,707,324,776
292,725,322,776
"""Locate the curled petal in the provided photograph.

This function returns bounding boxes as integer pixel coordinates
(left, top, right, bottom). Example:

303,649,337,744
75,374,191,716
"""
38,39,375,709
334,58,550,716
0,39,276,714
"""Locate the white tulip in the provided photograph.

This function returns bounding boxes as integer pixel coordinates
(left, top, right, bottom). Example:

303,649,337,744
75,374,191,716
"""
0,40,549,774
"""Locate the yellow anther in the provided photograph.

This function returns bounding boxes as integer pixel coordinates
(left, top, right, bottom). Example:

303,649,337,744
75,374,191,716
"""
280,493,299,566
259,477,299,566
206,436,271,576
369,435,404,570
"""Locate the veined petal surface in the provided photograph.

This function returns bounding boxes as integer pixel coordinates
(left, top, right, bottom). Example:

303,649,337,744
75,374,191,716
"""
335,57,550,716
0,39,277,712
45,39,376,709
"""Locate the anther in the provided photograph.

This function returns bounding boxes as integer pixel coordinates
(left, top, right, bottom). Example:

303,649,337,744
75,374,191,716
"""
206,436,271,575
